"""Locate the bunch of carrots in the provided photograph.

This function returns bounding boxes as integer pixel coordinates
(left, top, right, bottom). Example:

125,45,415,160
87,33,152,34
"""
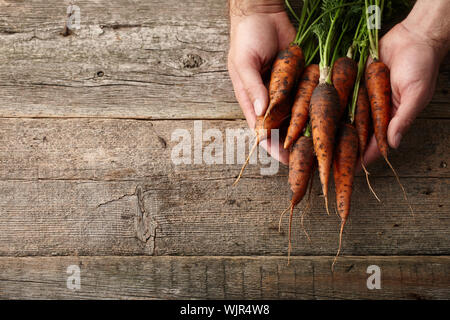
233,0,413,268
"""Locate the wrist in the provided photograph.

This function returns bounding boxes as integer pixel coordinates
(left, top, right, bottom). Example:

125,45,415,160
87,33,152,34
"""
402,0,450,57
229,0,285,16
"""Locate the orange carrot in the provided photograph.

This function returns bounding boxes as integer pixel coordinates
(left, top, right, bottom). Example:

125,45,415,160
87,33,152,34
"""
289,136,315,208
365,61,390,159
264,44,305,121
284,64,320,149
233,100,292,186
286,134,315,263
355,85,371,160
332,56,358,119
234,44,304,186
332,123,358,269
366,61,412,213
355,85,380,201
309,83,340,214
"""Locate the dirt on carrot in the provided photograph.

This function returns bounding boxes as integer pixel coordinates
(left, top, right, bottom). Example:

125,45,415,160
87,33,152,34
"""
365,61,390,158
284,64,320,150
366,60,413,213
332,56,358,119
310,82,341,215
332,123,359,269
355,84,380,201
285,134,315,263
265,44,305,122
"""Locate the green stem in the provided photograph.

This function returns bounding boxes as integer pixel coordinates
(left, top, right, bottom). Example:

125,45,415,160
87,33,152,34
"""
304,123,312,137
375,0,379,57
349,43,369,123
285,0,300,23
298,0,309,36
330,24,348,68
306,45,319,66
365,0,377,59
296,1,358,46
317,32,324,69
301,0,321,35
353,14,364,44
323,2,345,84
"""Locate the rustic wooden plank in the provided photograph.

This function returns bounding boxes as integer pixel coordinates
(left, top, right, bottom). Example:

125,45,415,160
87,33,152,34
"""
0,256,448,299
0,118,447,181
0,0,237,119
0,117,448,256
3,177,449,257
0,0,448,119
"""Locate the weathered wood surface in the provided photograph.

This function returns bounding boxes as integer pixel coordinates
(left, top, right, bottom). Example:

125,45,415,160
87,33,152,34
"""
0,118,447,180
0,118,448,257
0,256,448,300
0,0,448,120
0,0,449,300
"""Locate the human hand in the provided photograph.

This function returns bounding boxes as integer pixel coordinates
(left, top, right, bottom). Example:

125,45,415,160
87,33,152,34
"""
228,1,296,165
362,2,450,166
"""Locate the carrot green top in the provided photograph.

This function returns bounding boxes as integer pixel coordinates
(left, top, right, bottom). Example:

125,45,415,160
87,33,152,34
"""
313,0,363,84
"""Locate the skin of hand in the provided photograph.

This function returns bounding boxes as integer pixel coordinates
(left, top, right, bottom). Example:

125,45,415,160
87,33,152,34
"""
228,0,296,165
362,0,450,166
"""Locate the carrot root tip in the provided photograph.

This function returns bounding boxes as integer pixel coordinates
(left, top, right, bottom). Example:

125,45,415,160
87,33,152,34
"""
233,138,259,187
278,204,291,233
287,204,294,265
362,162,381,202
332,219,346,272
383,155,414,216
300,208,311,243
324,195,330,216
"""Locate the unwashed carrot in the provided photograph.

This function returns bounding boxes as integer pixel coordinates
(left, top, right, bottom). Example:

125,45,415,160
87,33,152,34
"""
284,64,320,149
366,60,413,214
233,99,292,186
233,44,304,186
355,84,380,201
264,44,305,121
309,83,341,214
332,123,358,270
332,56,358,119
355,85,370,160
286,134,315,263
365,61,390,158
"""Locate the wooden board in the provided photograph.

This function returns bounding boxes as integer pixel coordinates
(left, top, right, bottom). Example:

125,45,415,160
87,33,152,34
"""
0,118,447,181
0,118,448,257
0,177,448,257
0,0,449,300
0,256,448,300
0,0,448,120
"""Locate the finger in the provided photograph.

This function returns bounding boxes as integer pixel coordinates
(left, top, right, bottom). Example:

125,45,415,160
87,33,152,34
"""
260,138,289,165
361,135,382,168
387,89,426,149
366,55,374,69
233,54,269,117
228,61,257,129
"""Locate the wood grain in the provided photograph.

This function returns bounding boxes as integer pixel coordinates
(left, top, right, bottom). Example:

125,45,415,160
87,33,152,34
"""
0,0,449,300
0,118,448,257
0,118,447,181
0,0,448,120
0,256,448,299
2,176,447,257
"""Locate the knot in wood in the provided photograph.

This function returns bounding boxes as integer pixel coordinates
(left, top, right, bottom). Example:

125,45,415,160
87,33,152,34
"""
181,54,203,69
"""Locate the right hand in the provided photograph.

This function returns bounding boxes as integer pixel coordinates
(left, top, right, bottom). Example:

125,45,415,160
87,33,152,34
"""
228,2,296,165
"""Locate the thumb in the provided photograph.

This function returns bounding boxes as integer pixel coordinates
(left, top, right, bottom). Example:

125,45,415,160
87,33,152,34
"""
234,58,269,117
387,91,425,149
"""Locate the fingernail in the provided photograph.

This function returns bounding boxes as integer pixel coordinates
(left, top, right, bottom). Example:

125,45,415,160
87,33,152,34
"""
393,133,402,149
254,99,264,116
